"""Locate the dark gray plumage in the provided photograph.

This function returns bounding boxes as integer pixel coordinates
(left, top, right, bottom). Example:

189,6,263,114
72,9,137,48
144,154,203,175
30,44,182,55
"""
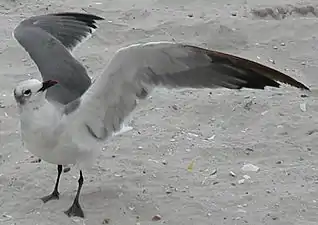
13,12,104,105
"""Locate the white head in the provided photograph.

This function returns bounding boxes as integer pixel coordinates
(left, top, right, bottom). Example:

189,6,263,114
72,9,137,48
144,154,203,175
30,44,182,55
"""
13,79,58,109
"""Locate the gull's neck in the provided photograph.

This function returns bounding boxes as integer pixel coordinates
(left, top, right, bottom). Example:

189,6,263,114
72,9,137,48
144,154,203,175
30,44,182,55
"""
20,99,54,123
19,98,63,141
18,98,64,161
18,95,47,114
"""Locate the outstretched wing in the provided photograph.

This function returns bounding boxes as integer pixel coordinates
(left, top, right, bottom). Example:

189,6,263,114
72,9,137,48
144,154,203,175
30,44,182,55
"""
13,12,104,105
66,42,309,147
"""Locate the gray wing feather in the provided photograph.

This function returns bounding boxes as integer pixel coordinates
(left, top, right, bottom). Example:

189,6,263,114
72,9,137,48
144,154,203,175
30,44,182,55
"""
67,42,309,146
14,12,104,105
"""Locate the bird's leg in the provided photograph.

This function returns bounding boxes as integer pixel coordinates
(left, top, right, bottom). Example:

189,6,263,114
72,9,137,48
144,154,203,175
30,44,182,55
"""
64,170,85,218
41,164,63,203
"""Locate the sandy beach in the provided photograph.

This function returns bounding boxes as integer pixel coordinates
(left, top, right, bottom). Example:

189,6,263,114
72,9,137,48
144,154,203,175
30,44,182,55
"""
1,0,318,224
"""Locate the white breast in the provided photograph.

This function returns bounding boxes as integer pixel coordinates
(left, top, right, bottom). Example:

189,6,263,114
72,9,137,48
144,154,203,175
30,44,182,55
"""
19,103,68,164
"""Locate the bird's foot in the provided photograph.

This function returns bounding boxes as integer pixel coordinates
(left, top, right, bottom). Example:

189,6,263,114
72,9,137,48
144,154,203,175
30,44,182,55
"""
41,190,59,203
64,200,84,218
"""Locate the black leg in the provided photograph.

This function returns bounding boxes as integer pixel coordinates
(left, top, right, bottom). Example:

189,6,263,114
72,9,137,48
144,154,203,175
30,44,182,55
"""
41,165,63,203
64,170,85,218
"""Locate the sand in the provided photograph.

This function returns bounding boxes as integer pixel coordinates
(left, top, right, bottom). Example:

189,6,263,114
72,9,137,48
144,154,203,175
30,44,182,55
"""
0,0,318,224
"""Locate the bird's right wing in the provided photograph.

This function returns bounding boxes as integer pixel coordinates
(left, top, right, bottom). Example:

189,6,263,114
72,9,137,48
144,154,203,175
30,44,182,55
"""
65,42,309,149
13,12,104,105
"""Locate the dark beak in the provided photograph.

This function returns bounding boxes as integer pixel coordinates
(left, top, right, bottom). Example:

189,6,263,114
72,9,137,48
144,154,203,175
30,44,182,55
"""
37,80,58,92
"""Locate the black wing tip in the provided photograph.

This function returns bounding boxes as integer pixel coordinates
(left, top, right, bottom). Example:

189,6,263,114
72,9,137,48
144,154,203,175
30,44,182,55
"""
253,66,311,91
51,12,105,21
186,45,311,91
18,12,105,32
286,80,310,91
48,12,104,31
14,11,105,51
243,68,311,91
203,49,311,92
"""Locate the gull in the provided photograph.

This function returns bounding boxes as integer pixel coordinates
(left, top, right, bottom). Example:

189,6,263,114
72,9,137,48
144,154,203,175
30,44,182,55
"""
12,12,310,218
13,12,104,173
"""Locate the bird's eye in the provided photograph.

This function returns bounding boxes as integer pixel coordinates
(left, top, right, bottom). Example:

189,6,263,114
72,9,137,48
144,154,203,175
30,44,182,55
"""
23,89,31,96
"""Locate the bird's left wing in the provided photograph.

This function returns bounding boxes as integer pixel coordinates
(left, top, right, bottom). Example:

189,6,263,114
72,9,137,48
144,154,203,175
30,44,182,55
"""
64,42,309,148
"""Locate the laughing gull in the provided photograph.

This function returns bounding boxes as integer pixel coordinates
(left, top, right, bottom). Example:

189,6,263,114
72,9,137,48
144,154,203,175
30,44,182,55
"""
13,12,104,172
13,12,309,218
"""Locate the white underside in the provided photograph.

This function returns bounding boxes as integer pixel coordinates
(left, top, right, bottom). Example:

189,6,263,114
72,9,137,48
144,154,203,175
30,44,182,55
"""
20,99,134,169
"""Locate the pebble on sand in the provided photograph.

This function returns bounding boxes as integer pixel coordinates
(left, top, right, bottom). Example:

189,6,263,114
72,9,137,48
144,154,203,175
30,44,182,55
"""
171,104,178,110
241,164,260,172
243,175,251,179
152,214,162,221
102,218,111,224
300,102,307,112
229,171,236,177
238,179,245,184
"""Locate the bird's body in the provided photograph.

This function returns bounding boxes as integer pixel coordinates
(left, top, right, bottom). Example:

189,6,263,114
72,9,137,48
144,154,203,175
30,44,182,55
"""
19,97,101,167
12,12,310,218
21,103,66,164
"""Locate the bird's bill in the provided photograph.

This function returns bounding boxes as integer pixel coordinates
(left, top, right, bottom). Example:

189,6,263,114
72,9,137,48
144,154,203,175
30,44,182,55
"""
37,80,58,92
